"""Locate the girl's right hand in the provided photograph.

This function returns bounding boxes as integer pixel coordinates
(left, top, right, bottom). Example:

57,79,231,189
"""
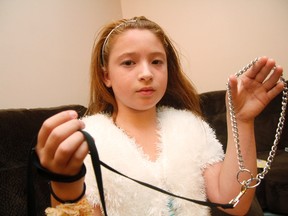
35,110,89,176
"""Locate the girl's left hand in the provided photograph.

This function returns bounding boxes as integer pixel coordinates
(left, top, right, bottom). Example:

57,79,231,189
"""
228,56,284,122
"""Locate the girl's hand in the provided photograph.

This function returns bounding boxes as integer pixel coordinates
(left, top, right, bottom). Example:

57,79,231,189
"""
35,110,89,176
228,57,284,122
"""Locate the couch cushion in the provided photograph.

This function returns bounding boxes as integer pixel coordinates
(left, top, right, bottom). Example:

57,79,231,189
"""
257,150,288,214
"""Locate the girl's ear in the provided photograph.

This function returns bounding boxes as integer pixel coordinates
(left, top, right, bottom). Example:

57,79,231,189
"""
102,68,112,87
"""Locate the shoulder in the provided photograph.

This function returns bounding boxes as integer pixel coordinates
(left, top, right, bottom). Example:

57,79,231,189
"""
81,113,114,133
158,106,220,148
81,112,111,124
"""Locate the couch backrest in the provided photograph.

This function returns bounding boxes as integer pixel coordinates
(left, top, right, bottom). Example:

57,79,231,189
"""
0,105,86,216
200,90,288,153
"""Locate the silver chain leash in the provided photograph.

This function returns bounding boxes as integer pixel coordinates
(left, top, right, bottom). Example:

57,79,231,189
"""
227,58,259,173
256,78,288,181
226,58,288,206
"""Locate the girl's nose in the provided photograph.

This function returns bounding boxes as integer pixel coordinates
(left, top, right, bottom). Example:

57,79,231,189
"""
138,63,153,81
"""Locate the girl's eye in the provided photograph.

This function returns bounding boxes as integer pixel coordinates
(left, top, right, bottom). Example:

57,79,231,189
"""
121,60,135,66
152,59,163,65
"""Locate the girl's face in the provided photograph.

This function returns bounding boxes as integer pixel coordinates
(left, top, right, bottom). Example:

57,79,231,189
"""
104,29,168,113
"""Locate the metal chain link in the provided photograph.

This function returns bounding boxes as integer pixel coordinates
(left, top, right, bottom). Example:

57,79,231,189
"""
226,58,288,189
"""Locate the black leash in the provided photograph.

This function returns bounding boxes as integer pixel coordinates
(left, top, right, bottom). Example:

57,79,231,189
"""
81,130,108,216
27,131,234,216
80,130,234,216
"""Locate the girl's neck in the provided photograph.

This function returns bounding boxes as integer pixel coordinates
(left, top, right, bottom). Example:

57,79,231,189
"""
115,107,158,129
114,107,160,161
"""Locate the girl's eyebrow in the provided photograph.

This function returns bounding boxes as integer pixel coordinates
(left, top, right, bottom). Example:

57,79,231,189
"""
150,52,166,58
117,51,166,59
117,52,137,58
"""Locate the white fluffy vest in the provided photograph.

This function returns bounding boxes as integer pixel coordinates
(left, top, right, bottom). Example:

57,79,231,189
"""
83,107,224,216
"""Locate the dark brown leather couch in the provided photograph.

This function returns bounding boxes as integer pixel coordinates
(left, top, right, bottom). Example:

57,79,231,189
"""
0,89,287,215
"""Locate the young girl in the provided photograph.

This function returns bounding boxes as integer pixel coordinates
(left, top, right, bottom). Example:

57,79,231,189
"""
36,16,284,215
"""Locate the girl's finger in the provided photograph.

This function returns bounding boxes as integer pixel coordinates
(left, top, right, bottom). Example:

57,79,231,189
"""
53,130,85,165
262,65,283,91
254,58,276,83
245,56,268,79
263,66,285,100
267,81,285,101
42,119,85,162
37,110,79,149
68,140,89,174
228,74,239,98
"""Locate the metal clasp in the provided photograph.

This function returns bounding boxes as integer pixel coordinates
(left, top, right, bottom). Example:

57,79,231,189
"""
229,184,247,207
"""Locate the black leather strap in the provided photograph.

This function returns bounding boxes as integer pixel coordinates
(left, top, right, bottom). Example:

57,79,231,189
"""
100,160,233,209
80,130,234,216
31,149,86,183
27,130,234,216
48,182,86,203
81,130,108,216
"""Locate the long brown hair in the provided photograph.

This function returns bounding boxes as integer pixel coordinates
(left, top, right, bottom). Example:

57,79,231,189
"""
86,16,202,117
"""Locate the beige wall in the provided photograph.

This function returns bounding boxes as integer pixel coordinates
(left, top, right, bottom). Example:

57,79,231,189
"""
1,0,287,108
0,0,122,109
121,0,288,93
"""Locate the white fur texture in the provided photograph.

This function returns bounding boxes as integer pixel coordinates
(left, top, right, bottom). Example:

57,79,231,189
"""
82,107,224,215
